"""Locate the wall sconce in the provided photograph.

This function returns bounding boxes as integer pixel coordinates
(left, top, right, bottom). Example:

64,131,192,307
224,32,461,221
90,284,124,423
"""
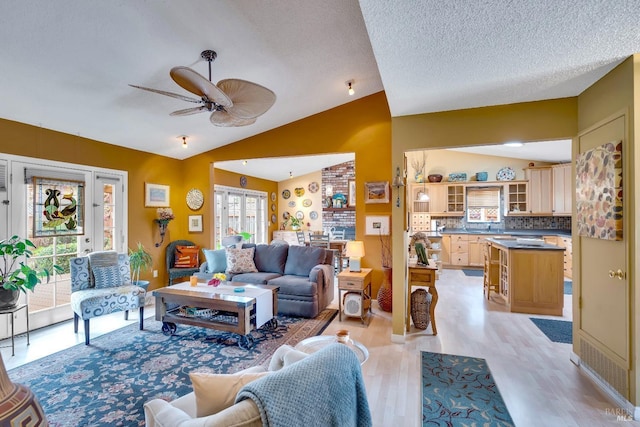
155,208,174,247
392,166,405,207
345,241,365,272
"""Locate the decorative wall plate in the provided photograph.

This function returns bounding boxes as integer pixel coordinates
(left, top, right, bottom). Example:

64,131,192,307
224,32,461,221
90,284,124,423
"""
309,211,318,220
240,176,248,188
186,188,204,210
308,182,319,193
271,213,277,224
271,203,276,212
271,192,276,201
288,201,296,208
294,187,305,197
302,199,312,207
282,189,291,199
295,211,304,220
496,167,516,181
282,212,290,220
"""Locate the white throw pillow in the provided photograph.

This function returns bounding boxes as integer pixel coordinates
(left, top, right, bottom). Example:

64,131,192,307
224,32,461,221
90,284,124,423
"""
225,247,258,274
189,370,268,417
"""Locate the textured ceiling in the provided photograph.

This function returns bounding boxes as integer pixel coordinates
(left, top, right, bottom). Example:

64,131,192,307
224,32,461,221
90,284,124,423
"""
1,1,639,170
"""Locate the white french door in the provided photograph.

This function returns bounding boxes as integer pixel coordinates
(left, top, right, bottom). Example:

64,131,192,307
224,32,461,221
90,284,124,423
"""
0,155,127,335
214,185,267,248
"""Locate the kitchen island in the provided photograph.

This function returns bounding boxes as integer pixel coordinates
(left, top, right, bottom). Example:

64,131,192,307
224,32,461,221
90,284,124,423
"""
486,237,566,316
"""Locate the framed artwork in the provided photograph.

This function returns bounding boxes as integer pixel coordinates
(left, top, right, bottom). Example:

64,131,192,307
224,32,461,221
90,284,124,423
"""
364,181,390,204
188,215,203,233
33,177,85,237
365,215,390,235
576,140,623,240
348,180,356,207
145,183,170,207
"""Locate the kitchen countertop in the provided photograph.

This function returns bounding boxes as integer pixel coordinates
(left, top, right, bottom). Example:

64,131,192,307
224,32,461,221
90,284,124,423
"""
486,237,566,250
438,228,571,237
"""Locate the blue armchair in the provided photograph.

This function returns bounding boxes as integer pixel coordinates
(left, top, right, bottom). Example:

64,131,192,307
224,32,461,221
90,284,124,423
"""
166,240,200,286
70,251,146,345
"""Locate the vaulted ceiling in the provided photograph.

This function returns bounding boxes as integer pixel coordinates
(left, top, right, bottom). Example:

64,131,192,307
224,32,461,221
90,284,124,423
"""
1,1,639,167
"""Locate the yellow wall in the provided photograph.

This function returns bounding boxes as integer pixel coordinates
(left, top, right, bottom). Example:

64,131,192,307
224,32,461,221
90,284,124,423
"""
277,170,323,233
184,92,393,296
577,55,638,404
391,98,579,337
0,118,183,289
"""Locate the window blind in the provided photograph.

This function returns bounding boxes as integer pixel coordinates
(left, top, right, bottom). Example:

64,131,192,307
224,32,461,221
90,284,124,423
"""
466,188,500,208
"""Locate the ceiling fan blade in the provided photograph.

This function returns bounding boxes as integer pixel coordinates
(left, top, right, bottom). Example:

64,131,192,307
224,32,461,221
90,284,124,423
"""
170,106,209,116
170,66,232,108
217,79,276,119
128,84,202,104
210,110,257,127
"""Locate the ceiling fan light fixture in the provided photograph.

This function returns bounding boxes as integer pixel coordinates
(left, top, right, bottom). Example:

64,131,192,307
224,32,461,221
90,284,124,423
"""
346,80,354,96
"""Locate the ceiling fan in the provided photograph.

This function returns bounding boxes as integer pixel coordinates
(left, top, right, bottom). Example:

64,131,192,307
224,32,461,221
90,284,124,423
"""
130,50,276,127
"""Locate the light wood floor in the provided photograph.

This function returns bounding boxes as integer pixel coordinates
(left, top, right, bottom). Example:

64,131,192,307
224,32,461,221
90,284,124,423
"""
1,269,638,426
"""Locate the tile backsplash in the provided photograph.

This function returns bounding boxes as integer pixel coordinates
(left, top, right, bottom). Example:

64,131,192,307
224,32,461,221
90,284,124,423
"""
432,215,571,231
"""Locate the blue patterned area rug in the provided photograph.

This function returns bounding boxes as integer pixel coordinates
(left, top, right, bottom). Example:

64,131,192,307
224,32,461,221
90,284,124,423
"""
462,269,484,277
530,317,572,344
421,352,514,426
8,309,337,427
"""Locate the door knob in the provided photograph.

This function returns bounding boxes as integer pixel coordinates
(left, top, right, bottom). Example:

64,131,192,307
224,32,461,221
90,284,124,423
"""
608,269,626,280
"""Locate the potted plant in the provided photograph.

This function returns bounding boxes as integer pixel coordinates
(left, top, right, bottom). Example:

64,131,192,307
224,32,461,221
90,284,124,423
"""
287,216,303,231
129,242,153,291
0,235,62,309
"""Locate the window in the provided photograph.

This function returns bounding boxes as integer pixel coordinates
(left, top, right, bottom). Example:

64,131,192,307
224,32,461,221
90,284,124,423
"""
466,187,501,223
214,185,267,247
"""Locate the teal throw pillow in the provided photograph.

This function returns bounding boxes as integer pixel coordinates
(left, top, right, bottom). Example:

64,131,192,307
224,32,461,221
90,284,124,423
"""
203,249,227,273
93,265,123,289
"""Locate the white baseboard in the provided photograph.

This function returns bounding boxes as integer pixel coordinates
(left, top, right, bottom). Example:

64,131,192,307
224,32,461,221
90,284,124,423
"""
391,333,405,344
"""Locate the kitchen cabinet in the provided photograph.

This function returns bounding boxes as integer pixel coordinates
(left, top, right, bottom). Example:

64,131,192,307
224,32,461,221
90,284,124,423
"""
557,236,572,279
505,181,528,215
448,234,469,266
488,238,565,316
409,183,463,216
525,167,553,214
440,235,451,264
552,163,572,216
468,235,482,267
410,213,431,232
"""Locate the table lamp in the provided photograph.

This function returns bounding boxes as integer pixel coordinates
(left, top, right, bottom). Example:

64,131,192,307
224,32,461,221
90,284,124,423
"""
345,241,365,272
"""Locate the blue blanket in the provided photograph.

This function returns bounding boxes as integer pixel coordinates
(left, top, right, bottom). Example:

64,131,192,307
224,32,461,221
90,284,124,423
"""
236,343,372,427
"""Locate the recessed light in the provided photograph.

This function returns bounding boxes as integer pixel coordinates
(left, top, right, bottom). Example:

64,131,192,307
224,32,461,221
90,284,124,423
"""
503,141,523,147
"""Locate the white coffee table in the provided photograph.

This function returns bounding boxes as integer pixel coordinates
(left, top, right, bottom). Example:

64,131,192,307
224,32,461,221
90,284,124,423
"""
295,335,369,364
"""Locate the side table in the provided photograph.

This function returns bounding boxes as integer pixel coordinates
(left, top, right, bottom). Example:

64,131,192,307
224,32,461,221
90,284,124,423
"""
407,261,438,334
337,268,372,324
0,304,29,356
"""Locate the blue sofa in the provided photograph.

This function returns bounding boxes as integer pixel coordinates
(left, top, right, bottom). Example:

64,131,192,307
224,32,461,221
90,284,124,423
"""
194,243,334,318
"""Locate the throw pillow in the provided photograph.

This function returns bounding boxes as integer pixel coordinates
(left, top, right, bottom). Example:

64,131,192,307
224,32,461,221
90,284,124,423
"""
225,247,258,274
92,265,123,289
174,245,199,268
203,249,227,273
190,371,269,417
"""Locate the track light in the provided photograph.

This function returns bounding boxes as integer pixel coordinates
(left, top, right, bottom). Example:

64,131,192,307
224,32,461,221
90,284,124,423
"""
242,160,247,166
179,135,188,148
289,171,293,179
346,80,354,96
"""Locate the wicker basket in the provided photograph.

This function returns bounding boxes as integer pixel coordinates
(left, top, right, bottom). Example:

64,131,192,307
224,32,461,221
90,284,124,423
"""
410,289,431,330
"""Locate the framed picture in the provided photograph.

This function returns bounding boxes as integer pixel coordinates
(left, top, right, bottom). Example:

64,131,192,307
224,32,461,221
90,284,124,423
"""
348,179,356,207
364,181,390,204
145,183,170,207
188,215,203,233
365,215,390,235
33,177,85,237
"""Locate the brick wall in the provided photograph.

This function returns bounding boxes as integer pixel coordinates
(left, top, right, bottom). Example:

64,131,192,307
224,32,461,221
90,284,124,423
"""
322,160,355,238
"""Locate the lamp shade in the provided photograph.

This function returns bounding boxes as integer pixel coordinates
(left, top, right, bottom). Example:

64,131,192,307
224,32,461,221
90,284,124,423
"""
345,241,365,258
